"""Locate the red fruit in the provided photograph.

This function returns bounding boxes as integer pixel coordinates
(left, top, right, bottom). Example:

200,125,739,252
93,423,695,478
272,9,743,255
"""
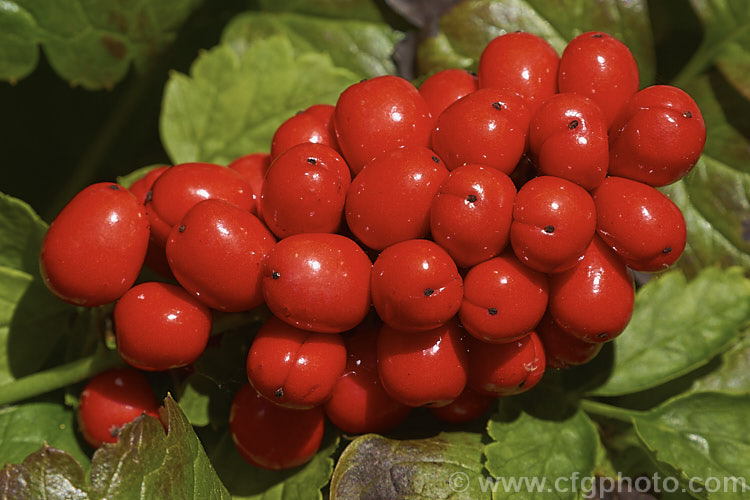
246,316,347,409
419,69,478,118
230,383,324,470
459,252,548,343
558,31,639,127
609,85,706,186
77,369,160,448
345,146,449,250
128,166,169,204
510,176,596,273
261,143,351,238
40,183,150,307
536,314,602,369
334,75,433,175
166,199,275,312
325,319,411,434
429,388,494,424
371,239,463,332
262,233,372,333
466,332,546,397
270,111,338,160
431,88,530,173
228,153,271,215
528,93,609,190
592,176,686,271
377,320,468,407
478,32,560,115
549,236,635,343
430,164,516,268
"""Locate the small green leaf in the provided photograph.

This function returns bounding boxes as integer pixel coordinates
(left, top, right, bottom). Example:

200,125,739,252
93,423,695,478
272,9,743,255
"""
0,444,89,499
160,35,358,165
115,164,166,190
588,267,750,397
330,432,489,500
633,392,750,499
0,193,47,275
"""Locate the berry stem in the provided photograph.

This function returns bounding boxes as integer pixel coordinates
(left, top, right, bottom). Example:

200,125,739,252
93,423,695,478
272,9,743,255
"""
579,398,644,423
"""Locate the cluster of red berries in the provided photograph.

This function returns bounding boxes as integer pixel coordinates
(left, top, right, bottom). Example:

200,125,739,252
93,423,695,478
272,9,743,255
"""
40,30,705,469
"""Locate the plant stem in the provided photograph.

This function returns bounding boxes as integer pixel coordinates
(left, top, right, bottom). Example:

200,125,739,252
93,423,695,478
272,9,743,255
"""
579,399,644,423
0,348,124,406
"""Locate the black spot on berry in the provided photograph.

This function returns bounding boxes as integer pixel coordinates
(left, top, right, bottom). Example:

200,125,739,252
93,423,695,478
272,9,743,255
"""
488,307,498,315
272,271,281,280
543,225,555,234
468,70,477,77
359,78,368,83
598,333,608,339
432,155,440,163
568,119,579,129
274,388,284,398
492,102,503,111
467,194,478,203
307,157,317,165
683,110,693,118
109,184,119,190
295,110,304,115
178,225,185,233
592,33,603,38
424,288,434,296
145,191,152,203
663,246,673,254
518,380,526,388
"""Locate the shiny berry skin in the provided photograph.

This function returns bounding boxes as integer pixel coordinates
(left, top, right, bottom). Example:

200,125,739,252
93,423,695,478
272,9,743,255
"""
478,32,560,115
371,239,463,332
466,332,546,397
324,319,411,434
77,369,160,448
528,93,609,190
345,146,449,250
246,316,347,409
128,167,174,279
429,388,494,424
128,166,169,204
609,85,706,186
40,183,150,307
377,320,468,407
270,110,339,160
419,69,478,118
146,162,255,246
261,143,351,238
459,251,548,343
262,233,372,333
430,164,516,268
592,177,686,272
166,199,275,312
431,88,530,173
229,383,324,470
114,282,212,371
536,314,602,369
510,176,596,273
549,235,635,343
558,31,639,127
334,75,433,175
228,153,271,215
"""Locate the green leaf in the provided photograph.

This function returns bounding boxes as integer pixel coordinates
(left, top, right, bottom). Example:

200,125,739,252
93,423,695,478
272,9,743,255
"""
691,332,750,394
221,12,401,79
0,402,90,471
0,0,203,88
416,0,656,86
0,444,89,499
330,432,489,500
588,267,750,397
485,407,599,499
115,164,166,190
256,0,387,23
160,35,358,165
633,392,750,499
0,193,47,276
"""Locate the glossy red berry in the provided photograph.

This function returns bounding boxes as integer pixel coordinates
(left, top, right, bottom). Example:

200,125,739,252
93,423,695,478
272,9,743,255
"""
228,153,271,215
510,176,596,273
377,320,468,407
262,233,372,333
77,369,160,448
429,388,494,424
609,85,706,186
270,110,339,160
334,75,433,174
40,183,150,307
558,31,639,127
128,166,169,204
166,199,275,312
230,383,325,470
430,164,516,268
592,176,686,271
128,167,173,279
465,332,546,397
478,32,560,115
549,235,635,343
371,239,463,332
459,251,548,343
536,314,602,369
246,316,347,409
419,69,478,118
345,146,449,250
431,88,530,173
528,93,609,190
261,143,351,238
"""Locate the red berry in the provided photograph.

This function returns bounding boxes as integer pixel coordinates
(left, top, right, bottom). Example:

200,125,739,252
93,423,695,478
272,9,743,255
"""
128,166,169,204
429,388,494,424
419,69,478,118
270,110,339,160
262,233,372,333
536,314,602,369
77,369,160,448
230,383,324,470
40,183,150,307
228,153,271,215
246,316,347,409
